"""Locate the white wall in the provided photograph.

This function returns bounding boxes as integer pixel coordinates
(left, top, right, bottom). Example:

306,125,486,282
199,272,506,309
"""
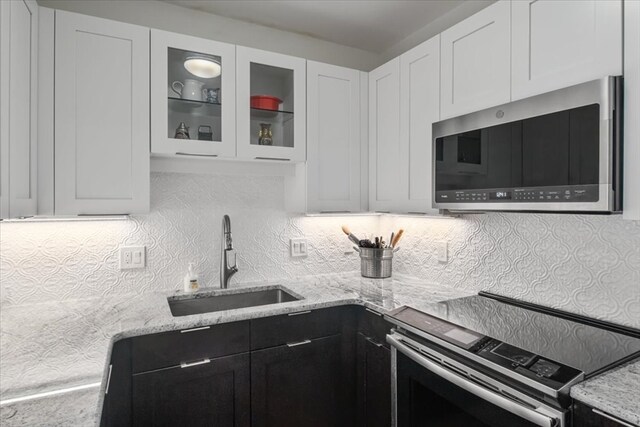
36,0,380,71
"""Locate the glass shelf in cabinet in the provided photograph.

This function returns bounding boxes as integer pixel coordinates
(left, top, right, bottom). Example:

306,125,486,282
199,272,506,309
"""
250,107,294,118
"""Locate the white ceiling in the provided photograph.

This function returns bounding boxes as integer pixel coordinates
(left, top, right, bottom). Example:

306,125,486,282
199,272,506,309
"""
161,0,466,53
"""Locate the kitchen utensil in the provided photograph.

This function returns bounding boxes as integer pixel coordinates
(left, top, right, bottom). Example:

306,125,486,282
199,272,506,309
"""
359,247,393,278
391,229,405,248
198,125,213,141
203,88,220,104
172,79,205,101
389,232,395,248
174,122,190,139
353,246,360,253
341,225,361,246
250,95,283,111
258,123,273,145
393,247,400,253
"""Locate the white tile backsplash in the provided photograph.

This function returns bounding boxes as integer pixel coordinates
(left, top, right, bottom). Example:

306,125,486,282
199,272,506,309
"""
1,172,639,328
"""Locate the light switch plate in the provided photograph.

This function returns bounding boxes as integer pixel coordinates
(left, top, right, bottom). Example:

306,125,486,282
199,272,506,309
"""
437,241,448,263
120,246,146,269
290,238,308,258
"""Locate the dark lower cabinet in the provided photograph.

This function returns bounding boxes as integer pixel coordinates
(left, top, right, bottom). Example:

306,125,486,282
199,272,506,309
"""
356,332,391,427
573,401,631,427
131,352,250,427
100,339,132,427
251,334,351,427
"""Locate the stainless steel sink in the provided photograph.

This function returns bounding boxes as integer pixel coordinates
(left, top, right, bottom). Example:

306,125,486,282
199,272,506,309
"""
168,287,301,317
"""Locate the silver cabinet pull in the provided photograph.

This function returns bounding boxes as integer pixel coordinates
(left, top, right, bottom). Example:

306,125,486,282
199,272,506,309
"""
180,326,210,333
254,157,290,161
365,336,383,348
365,307,382,316
104,364,113,395
180,359,210,369
288,310,311,316
287,339,311,348
592,409,635,427
176,152,218,157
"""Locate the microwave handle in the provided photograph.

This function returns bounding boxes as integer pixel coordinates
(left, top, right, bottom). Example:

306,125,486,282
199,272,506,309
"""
387,334,558,427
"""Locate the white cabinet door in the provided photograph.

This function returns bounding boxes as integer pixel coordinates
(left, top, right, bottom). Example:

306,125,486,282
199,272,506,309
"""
306,61,363,213
236,47,306,162
0,0,38,219
151,30,236,157
55,11,149,214
624,0,640,221
512,0,622,100
399,35,440,215
440,0,510,119
369,58,400,213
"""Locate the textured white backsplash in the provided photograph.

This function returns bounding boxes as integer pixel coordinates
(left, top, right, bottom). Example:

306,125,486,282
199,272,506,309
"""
1,172,639,328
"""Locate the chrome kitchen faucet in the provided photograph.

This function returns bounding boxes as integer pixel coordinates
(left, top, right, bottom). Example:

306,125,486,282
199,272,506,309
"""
220,214,238,289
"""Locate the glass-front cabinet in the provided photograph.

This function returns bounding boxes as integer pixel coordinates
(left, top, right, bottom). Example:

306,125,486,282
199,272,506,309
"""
151,30,236,157
236,47,306,162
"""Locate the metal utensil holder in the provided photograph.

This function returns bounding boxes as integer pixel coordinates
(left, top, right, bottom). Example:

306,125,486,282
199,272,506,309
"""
359,247,393,278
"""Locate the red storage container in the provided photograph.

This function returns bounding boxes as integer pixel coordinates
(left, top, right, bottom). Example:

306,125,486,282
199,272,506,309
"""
250,95,282,111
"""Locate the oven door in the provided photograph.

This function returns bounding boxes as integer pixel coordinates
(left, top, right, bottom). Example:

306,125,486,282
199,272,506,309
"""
388,333,566,427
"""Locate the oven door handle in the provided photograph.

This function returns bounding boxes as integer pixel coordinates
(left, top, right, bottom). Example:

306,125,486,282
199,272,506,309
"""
388,334,558,427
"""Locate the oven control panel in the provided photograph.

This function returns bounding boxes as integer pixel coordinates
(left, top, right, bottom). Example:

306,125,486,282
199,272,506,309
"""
435,184,599,204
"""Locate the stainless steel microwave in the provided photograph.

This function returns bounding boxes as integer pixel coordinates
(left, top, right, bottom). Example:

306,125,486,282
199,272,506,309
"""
432,77,622,213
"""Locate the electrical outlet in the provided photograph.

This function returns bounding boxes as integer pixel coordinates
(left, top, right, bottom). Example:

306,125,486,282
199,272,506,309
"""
120,246,146,269
290,238,308,258
437,241,448,263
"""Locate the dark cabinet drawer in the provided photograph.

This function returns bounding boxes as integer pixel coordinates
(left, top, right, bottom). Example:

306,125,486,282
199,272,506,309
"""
358,307,393,348
131,321,250,373
572,401,633,427
250,306,348,350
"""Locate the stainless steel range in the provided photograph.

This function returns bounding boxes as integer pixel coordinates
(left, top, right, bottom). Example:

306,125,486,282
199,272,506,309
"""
385,293,640,427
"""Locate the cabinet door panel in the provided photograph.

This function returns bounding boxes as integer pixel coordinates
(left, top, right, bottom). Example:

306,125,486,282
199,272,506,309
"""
356,332,391,427
0,0,38,218
512,0,622,100
132,352,250,427
440,0,510,119
55,11,149,214
399,35,440,214
624,0,640,221
369,58,400,212
307,61,362,212
251,335,350,427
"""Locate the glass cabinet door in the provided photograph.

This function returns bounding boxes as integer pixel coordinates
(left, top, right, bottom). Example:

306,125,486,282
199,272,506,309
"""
236,47,306,162
151,30,236,157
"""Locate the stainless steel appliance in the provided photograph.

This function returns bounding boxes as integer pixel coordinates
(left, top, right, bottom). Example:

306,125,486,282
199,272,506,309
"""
432,77,622,213
385,293,640,427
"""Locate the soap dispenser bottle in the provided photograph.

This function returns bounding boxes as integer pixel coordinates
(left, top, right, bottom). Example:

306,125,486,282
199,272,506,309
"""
183,263,200,292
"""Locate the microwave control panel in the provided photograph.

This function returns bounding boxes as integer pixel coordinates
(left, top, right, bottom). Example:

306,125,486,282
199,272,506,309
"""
435,184,599,203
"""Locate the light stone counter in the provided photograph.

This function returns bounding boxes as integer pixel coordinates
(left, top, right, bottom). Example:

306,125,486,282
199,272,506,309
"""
1,271,638,426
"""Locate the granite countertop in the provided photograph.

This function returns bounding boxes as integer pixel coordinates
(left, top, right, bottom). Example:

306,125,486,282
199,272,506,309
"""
1,271,638,426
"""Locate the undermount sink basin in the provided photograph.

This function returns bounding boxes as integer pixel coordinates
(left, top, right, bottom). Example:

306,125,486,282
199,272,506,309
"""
168,287,301,317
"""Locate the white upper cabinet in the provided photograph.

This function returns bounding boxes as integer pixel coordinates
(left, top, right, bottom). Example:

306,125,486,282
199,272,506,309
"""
306,61,364,213
151,30,236,158
512,0,623,100
55,11,149,215
236,47,306,162
624,0,640,221
0,0,38,219
440,0,511,119
398,35,440,214
369,58,401,213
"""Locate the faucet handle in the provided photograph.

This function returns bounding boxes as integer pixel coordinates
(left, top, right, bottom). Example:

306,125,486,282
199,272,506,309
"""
226,249,237,270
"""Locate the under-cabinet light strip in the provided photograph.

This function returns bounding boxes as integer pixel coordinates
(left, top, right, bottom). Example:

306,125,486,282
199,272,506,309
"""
0,382,101,406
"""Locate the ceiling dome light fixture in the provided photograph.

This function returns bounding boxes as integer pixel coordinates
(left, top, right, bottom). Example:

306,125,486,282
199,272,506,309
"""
184,56,221,79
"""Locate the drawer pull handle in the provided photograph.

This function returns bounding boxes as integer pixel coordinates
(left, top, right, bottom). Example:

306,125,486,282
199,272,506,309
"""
287,339,311,348
180,326,211,333
365,307,382,316
181,359,211,369
288,310,311,316
592,409,635,427
365,336,383,348
104,364,113,395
